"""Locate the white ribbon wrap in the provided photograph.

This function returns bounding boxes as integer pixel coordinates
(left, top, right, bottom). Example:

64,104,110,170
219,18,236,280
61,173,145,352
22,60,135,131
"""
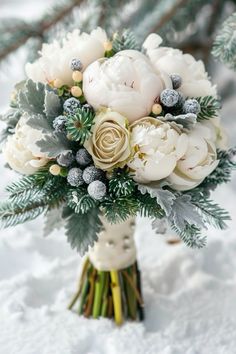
88,216,136,271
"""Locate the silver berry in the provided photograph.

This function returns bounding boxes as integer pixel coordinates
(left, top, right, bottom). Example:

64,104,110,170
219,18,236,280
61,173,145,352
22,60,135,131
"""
170,74,182,89
76,148,92,167
82,166,105,184
67,168,84,187
70,58,83,71
87,180,106,200
160,89,179,107
183,99,200,114
63,97,81,114
53,115,67,133
57,151,75,167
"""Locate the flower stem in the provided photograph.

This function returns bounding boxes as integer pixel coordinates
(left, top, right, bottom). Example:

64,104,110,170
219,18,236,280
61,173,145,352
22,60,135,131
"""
93,271,106,318
110,270,123,325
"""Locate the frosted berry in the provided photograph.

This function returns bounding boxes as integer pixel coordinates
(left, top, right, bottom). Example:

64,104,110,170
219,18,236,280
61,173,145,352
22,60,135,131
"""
87,180,107,200
170,74,182,89
183,99,200,114
57,151,75,167
63,97,81,114
70,58,83,71
53,115,67,133
76,148,92,167
82,166,105,184
67,167,84,187
160,89,179,107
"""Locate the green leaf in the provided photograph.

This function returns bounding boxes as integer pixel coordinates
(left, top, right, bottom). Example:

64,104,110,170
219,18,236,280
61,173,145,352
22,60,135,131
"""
18,79,45,115
27,113,52,132
195,96,221,121
65,209,102,255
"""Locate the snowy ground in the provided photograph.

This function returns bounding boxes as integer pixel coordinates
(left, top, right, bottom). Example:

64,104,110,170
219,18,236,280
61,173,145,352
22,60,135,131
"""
0,1,236,354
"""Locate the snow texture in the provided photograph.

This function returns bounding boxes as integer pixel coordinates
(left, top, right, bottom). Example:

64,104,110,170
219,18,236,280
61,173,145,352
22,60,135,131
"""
0,1,236,353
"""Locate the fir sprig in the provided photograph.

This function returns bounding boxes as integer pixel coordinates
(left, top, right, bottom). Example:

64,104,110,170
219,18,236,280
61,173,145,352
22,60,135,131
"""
66,107,95,143
109,169,136,197
195,96,221,121
67,187,98,214
101,194,139,223
212,12,236,71
112,29,140,53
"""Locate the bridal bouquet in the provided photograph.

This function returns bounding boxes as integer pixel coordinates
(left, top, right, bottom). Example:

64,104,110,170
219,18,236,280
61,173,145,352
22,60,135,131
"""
0,28,235,324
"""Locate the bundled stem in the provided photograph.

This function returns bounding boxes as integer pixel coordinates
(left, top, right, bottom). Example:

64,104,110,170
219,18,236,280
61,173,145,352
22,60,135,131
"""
69,258,144,325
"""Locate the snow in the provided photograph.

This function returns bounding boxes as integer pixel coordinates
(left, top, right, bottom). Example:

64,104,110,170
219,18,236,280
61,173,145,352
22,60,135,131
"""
0,1,236,353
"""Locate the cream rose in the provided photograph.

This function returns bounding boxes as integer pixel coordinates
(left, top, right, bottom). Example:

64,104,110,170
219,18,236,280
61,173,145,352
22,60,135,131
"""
84,109,131,171
127,117,188,183
83,50,171,123
2,114,49,175
25,27,107,86
143,34,217,98
167,122,219,191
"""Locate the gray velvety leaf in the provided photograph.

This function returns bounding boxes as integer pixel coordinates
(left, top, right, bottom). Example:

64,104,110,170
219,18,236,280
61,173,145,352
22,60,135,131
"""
18,79,45,115
152,217,168,234
36,132,72,158
44,90,62,121
65,209,102,255
27,114,53,132
169,194,205,231
138,183,175,216
164,113,197,129
43,207,64,237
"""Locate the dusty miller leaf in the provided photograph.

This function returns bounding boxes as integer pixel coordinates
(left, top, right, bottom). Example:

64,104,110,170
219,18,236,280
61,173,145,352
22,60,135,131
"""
27,114,53,132
169,194,205,231
18,79,45,115
137,183,175,216
43,207,64,237
44,90,62,121
36,133,72,158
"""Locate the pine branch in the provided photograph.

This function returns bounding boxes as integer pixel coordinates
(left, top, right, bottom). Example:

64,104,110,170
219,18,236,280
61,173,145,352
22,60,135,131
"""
195,96,221,121
0,0,85,62
101,194,139,223
212,12,236,71
67,187,98,214
171,223,207,249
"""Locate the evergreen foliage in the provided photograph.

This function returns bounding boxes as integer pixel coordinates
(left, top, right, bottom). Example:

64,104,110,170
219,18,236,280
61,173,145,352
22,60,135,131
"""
112,29,140,53
64,208,102,255
212,12,236,71
109,169,136,197
67,187,98,214
101,194,139,223
66,107,95,143
195,96,221,121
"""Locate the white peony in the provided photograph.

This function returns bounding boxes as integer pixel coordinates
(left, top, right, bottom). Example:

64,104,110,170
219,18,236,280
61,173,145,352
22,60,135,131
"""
2,114,49,175
83,50,171,123
201,117,228,150
143,34,217,98
127,117,188,183
167,122,219,191
25,27,107,86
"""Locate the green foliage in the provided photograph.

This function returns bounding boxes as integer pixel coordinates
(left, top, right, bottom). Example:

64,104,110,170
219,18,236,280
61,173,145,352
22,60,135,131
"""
137,183,175,216
44,90,62,120
191,195,230,230
101,194,139,223
200,148,236,188
212,12,236,71
66,107,95,144
43,207,64,237
67,187,98,214
171,223,207,249
0,171,67,228
195,96,221,121
136,192,165,219
112,29,140,53
64,208,102,255
0,108,22,146
109,169,136,197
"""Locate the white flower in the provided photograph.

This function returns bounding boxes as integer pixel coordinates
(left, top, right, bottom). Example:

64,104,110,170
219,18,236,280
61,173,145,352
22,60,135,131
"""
25,27,107,86
127,117,188,183
2,114,49,175
83,50,171,123
201,118,228,150
167,122,219,191
143,34,217,98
